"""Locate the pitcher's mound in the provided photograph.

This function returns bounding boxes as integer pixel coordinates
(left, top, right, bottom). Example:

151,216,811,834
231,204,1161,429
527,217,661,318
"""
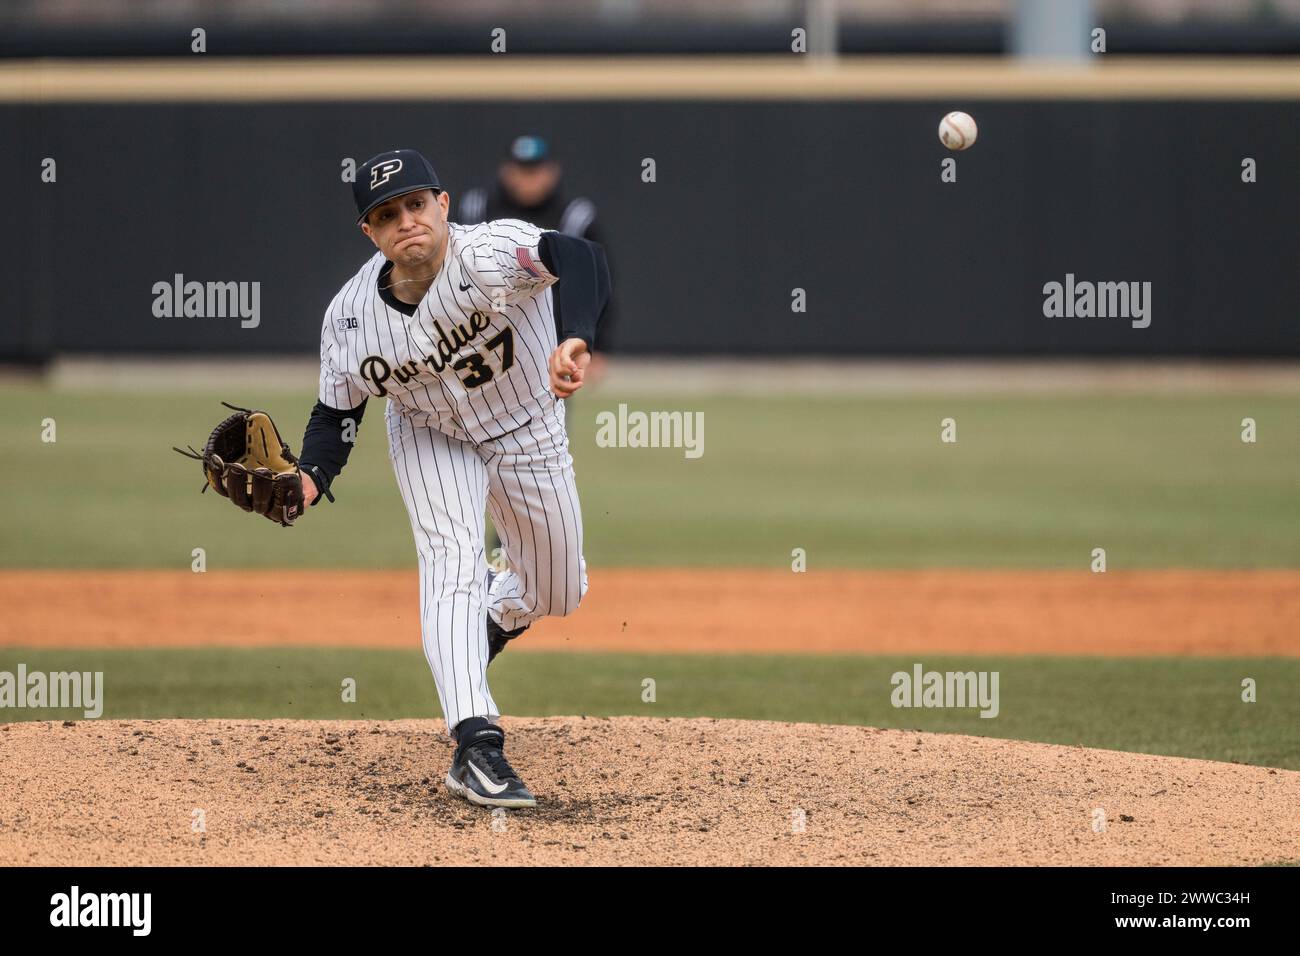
1,717,1295,866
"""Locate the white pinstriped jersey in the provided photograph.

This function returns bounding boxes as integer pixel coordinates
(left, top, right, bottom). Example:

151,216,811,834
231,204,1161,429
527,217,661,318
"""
318,219,560,443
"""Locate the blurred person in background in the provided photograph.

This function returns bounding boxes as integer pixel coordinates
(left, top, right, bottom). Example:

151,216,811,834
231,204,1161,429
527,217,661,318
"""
461,134,620,564
460,135,619,357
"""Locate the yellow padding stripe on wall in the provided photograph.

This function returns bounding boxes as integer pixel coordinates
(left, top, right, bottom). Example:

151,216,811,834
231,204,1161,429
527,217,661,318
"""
1,56,1299,103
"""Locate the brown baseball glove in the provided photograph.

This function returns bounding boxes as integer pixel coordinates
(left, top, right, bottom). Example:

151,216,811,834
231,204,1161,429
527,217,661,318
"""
173,403,306,527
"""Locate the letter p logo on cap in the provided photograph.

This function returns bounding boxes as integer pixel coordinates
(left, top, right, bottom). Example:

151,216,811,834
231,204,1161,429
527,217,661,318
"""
370,158,404,190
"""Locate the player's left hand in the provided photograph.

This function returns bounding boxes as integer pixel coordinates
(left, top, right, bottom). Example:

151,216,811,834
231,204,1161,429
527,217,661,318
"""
549,338,591,399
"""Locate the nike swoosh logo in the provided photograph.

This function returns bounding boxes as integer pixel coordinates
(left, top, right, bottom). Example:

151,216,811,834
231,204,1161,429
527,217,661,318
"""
468,760,509,795
458,281,472,292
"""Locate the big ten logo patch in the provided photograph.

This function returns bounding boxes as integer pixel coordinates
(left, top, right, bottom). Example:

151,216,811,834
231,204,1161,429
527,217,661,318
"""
337,316,359,332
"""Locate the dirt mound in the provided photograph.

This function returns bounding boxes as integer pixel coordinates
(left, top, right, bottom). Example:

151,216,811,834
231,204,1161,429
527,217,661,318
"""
1,717,1295,866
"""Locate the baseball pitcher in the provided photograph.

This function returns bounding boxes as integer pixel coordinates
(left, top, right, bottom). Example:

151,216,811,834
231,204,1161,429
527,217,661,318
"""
178,147,610,809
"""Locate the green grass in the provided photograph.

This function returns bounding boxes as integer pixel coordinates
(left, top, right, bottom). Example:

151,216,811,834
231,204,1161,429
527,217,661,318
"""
3,648,1296,769
2,384,1299,569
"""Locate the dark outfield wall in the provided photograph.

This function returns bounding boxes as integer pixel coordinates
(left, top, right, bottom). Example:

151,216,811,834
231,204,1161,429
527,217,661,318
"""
3,99,1298,359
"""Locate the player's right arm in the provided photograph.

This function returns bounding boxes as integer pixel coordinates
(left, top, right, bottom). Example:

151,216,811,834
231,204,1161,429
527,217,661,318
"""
481,219,610,397
298,304,372,508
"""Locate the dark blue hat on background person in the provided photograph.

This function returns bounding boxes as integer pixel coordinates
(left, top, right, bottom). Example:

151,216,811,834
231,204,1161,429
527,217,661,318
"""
354,148,441,223
507,135,550,165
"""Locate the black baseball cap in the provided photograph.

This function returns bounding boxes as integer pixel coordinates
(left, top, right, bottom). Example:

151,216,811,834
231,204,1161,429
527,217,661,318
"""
354,148,441,224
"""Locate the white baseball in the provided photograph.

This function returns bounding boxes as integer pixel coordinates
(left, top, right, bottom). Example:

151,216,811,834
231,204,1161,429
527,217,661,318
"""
938,111,978,151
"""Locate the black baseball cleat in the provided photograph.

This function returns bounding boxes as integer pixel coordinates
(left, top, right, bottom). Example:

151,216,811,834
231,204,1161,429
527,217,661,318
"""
485,569,529,664
445,721,537,809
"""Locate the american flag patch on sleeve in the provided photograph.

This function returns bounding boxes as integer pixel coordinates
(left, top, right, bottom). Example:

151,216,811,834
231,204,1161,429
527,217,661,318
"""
514,246,542,278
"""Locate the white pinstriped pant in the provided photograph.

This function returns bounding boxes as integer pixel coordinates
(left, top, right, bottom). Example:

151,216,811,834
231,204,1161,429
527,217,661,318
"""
386,398,588,733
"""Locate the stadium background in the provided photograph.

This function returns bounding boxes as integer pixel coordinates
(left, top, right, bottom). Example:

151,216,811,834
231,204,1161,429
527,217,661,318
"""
0,0,1297,865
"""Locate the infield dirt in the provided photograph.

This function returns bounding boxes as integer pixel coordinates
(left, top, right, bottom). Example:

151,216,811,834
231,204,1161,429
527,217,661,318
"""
1,716,1296,866
2,568,1297,655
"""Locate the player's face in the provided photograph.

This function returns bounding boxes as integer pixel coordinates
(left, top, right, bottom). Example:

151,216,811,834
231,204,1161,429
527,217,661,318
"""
361,189,450,267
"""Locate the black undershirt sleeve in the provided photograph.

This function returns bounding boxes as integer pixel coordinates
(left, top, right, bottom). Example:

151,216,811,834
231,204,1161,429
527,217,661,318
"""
298,398,368,505
538,232,610,352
